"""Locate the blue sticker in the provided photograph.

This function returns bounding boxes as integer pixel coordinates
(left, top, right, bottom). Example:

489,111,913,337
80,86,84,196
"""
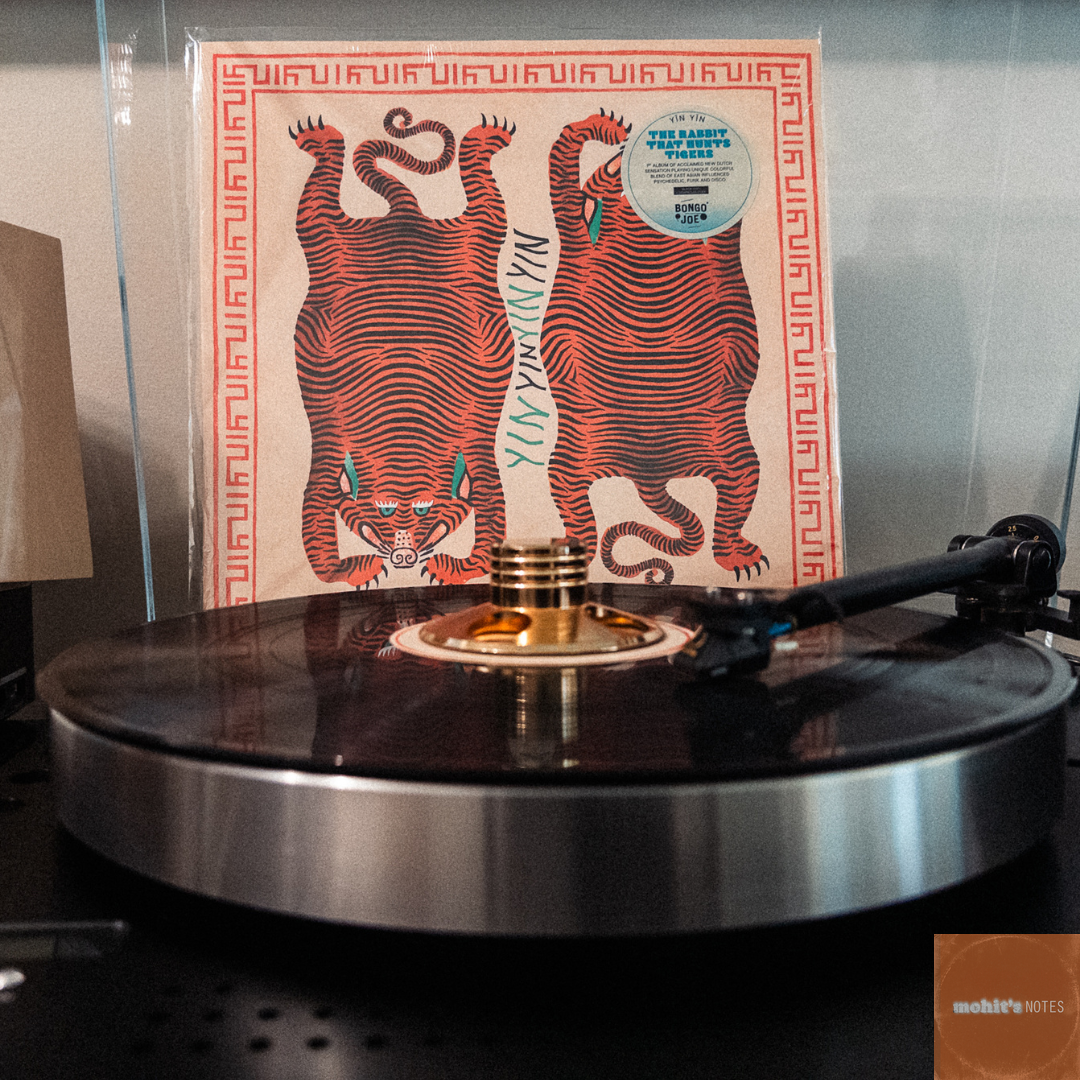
624,110,755,239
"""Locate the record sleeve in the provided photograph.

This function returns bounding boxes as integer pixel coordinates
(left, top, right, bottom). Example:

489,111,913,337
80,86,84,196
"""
195,38,840,607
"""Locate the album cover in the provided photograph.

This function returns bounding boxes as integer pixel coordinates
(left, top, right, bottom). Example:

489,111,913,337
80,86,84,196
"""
196,38,840,607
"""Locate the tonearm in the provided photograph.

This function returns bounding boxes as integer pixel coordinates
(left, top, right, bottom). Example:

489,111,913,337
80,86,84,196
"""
678,514,1080,678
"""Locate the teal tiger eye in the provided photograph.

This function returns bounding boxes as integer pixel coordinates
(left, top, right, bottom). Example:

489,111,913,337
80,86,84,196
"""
414,505,431,516
377,505,395,517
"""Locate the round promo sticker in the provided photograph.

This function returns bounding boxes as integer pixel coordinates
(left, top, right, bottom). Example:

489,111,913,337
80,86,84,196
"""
624,110,755,239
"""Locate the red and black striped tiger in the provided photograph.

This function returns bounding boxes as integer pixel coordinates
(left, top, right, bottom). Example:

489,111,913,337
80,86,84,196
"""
291,108,516,588
543,111,765,584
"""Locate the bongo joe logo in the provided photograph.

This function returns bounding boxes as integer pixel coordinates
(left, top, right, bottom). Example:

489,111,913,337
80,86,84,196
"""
623,109,756,240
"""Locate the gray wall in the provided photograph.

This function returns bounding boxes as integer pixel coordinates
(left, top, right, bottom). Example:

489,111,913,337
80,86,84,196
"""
5,1,1080,663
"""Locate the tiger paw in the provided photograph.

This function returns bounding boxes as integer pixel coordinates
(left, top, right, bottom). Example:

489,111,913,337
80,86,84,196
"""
290,115,343,154
421,553,488,585
716,540,769,583
326,554,387,588
564,109,631,146
462,115,516,158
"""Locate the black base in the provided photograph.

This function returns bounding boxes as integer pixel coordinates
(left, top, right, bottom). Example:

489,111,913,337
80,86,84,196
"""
11,698,1080,1077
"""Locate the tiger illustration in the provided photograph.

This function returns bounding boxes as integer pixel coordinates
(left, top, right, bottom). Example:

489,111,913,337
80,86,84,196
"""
543,111,765,584
291,108,516,588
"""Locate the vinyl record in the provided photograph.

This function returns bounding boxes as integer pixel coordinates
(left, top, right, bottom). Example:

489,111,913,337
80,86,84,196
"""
40,584,1075,935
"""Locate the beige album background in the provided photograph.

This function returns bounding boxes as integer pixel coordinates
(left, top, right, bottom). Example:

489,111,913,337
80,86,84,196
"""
198,39,839,606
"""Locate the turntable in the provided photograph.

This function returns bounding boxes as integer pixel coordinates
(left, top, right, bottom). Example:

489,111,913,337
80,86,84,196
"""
37,515,1078,936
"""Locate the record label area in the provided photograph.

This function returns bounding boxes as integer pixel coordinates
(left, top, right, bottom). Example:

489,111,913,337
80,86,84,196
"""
39,579,1074,935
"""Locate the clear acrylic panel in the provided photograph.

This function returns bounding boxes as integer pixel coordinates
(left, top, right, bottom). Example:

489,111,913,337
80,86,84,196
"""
95,0,1080,616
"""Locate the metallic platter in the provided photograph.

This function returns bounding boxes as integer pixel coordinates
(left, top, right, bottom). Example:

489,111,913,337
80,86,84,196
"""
39,583,1076,935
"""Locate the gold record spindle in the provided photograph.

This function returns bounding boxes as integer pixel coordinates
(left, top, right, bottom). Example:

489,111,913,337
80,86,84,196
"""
418,538,664,656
